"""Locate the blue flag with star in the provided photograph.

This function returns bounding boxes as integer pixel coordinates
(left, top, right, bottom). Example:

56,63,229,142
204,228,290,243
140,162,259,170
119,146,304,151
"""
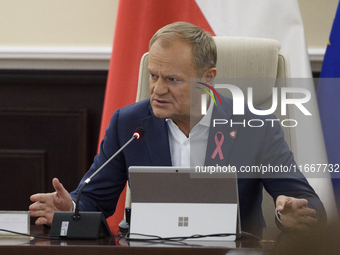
317,0,340,216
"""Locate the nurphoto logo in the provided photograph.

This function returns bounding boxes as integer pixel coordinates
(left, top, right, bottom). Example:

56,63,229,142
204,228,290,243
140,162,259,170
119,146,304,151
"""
197,82,312,128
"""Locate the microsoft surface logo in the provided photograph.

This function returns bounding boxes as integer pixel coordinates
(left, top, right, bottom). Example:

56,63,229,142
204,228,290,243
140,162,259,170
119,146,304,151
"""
178,217,189,227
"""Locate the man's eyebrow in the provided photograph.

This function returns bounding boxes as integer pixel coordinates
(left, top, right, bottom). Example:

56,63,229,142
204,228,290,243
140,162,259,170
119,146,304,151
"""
148,69,181,79
163,73,178,77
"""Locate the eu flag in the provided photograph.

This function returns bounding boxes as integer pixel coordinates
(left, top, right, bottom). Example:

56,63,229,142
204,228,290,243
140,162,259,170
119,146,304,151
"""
317,1,340,215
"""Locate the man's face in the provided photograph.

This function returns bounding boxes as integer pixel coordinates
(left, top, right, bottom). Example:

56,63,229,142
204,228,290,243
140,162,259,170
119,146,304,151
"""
148,38,198,126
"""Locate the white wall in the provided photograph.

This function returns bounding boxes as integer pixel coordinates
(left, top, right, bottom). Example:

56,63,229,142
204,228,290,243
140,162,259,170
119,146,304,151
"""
0,0,337,69
0,0,118,47
299,0,339,49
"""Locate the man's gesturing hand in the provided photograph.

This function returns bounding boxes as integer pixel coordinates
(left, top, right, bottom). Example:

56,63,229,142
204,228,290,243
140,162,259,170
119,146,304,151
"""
29,178,74,225
276,195,318,231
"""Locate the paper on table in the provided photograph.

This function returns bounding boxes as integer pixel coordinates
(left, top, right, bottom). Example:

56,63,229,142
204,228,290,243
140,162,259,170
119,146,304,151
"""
0,211,30,236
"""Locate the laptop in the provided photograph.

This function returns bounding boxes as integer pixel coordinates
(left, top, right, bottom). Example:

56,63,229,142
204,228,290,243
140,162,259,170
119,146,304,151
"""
128,166,240,241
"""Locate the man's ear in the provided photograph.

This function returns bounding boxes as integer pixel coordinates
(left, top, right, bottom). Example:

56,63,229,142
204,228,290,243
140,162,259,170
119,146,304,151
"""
202,67,217,84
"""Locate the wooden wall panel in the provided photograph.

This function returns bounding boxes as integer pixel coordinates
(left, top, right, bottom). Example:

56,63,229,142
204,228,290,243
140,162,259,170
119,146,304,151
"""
0,150,45,207
0,109,87,192
0,70,106,217
0,70,107,176
0,150,46,224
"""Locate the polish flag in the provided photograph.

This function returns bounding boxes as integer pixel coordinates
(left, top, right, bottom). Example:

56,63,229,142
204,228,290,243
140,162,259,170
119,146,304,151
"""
100,0,214,232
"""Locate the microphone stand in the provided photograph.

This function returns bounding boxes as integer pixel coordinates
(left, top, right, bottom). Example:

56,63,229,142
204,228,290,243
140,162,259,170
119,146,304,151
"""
73,135,137,220
50,128,144,239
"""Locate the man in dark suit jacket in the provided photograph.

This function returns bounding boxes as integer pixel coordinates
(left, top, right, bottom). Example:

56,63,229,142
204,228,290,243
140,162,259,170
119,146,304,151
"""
29,22,326,237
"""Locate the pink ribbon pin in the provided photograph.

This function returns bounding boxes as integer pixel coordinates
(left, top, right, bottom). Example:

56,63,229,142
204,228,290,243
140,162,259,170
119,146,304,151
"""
211,131,224,160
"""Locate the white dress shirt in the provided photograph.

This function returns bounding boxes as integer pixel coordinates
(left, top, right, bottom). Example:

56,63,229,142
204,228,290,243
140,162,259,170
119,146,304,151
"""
166,101,213,167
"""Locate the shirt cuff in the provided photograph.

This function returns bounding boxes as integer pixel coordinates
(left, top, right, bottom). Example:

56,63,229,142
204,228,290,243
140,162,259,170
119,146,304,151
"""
72,200,76,212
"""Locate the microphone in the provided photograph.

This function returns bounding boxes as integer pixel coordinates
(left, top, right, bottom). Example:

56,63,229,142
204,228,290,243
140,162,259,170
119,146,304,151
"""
73,127,145,219
50,127,145,239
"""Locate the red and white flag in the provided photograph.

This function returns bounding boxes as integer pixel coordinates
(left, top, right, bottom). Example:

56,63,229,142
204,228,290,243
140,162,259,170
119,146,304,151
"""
100,0,215,232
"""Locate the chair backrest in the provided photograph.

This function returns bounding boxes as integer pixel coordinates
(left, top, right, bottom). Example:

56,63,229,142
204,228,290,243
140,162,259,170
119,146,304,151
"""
135,36,293,233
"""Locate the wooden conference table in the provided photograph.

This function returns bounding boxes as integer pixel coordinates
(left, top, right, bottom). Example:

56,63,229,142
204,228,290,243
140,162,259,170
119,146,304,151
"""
0,224,338,255
0,225,274,255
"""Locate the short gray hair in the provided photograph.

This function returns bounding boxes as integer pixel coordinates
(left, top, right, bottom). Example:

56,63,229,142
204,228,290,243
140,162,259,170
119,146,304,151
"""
149,22,217,76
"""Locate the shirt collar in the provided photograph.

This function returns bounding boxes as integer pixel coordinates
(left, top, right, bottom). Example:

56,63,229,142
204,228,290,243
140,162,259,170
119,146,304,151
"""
199,98,213,127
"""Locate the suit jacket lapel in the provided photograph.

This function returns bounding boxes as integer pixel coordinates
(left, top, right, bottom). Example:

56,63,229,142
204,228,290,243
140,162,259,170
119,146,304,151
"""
204,97,241,166
140,104,172,166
